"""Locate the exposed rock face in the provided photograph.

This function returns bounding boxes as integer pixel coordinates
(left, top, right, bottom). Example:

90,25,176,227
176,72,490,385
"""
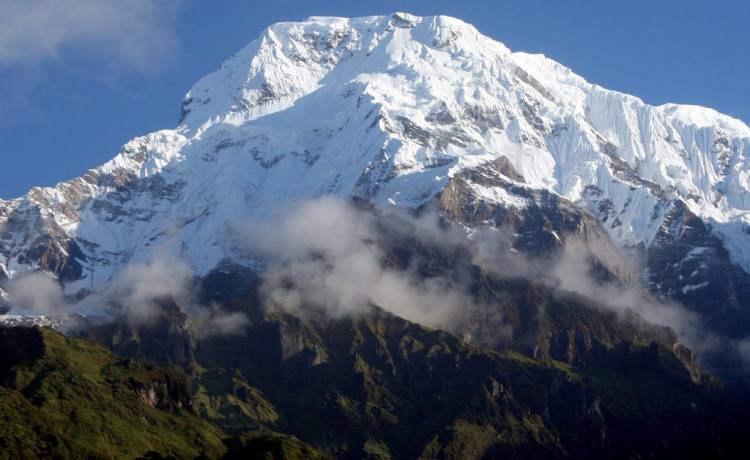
646,200,750,337
436,156,630,274
85,299,196,369
131,377,191,411
186,305,741,459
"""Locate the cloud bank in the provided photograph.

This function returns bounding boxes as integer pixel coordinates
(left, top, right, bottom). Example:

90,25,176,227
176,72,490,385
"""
233,197,481,331
109,249,194,324
0,196,732,371
231,197,736,364
105,246,248,337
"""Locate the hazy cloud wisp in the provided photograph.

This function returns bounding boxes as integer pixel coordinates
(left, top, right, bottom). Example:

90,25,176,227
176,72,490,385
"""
3,271,66,315
0,0,181,70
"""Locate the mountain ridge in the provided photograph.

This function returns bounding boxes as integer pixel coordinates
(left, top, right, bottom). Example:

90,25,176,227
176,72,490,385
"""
1,12,750,352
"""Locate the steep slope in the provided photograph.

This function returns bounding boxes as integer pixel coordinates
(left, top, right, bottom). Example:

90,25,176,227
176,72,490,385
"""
1,13,750,350
7,308,747,459
138,300,748,459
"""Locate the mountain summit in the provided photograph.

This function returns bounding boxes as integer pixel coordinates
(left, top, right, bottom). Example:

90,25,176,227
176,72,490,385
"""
1,13,749,332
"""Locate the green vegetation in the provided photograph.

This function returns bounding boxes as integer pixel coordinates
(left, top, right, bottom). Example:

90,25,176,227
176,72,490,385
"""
0,327,225,459
1,304,748,459
192,368,279,433
191,303,750,459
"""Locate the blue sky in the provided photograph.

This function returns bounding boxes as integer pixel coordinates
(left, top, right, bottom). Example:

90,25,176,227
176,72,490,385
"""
1,0,748,199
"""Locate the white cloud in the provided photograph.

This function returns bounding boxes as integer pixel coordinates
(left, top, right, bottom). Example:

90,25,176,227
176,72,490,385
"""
109,248,194,324
0,0,181,70
3,271,66,315
191,303,250,338
105,246,251,335
232,197,486,330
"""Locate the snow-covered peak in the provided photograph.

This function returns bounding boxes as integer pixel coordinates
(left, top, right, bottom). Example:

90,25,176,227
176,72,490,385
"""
178,13,510,131
1,13,750,303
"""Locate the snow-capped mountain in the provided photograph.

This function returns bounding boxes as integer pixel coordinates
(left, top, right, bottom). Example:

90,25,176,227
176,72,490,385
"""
1,13,749,325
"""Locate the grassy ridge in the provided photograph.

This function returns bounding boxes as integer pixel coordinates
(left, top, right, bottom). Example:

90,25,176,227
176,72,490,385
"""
0,327,225,459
